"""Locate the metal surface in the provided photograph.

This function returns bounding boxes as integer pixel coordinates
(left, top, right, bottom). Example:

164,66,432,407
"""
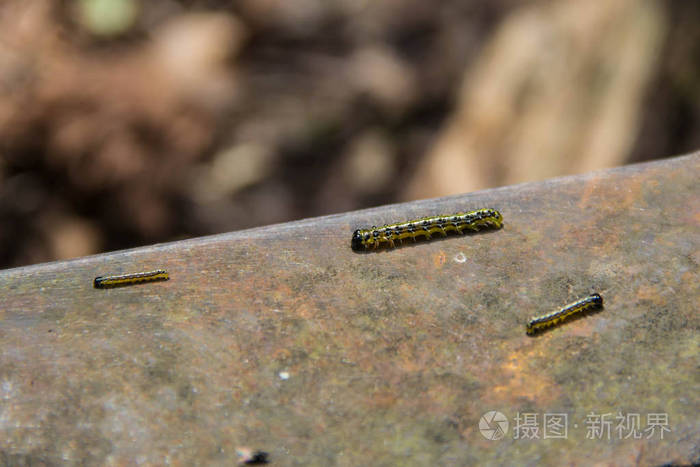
1,153,698,465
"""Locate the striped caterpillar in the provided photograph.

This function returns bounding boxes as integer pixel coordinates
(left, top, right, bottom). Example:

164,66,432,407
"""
93,270,169,289
351,208,503,251
526,294,604,335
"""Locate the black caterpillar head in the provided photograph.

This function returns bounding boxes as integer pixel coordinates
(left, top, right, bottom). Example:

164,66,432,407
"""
351,229,368,250
590,293,603,307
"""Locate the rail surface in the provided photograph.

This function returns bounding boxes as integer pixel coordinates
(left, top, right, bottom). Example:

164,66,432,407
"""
1,153,698,465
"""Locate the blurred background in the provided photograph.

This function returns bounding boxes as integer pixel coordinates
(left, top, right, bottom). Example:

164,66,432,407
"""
0,0,698,268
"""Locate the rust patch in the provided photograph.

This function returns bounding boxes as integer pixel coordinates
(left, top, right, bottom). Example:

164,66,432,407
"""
433,250,447,268
487,349,562,406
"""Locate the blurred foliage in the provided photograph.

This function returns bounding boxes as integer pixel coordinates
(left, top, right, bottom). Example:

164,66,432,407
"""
76,0,138,36
0,0,698,268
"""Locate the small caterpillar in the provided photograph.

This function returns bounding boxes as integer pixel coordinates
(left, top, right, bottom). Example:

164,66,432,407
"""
93,270,169,289
351,208,503,251
526,294,603,335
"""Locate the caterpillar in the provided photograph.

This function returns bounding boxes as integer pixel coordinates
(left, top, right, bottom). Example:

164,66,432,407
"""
526,294,603,335
93,270,169,289
351,208,503,251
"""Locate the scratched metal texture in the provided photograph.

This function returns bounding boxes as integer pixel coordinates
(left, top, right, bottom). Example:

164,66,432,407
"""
0,153,698,466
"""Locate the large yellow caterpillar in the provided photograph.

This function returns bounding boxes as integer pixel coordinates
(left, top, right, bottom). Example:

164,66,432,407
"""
351,208,503,251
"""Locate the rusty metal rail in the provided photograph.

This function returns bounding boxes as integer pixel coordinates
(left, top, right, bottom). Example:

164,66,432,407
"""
1,153,698,465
